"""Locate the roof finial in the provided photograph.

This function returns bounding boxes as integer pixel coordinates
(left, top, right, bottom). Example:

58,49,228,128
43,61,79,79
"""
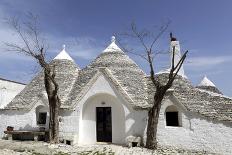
111,36,116,43
62,44,66,50
170,32,177,41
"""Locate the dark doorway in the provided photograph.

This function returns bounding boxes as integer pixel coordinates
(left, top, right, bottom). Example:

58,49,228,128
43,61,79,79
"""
166,112,179,126
96,107,112,142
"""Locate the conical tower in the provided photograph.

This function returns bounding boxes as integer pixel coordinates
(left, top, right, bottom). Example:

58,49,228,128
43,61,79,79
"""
68,36,149,108
196,76,222,94
7,45,79,109
88,37,147,105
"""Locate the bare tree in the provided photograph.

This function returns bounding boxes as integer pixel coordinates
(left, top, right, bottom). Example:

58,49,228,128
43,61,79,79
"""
5,13,60,143
119,22,188,149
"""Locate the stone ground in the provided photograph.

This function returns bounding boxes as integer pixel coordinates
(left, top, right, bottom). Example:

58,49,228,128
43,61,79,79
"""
0,140,218,155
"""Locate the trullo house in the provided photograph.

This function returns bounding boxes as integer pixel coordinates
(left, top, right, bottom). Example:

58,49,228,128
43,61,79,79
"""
0,36,231,154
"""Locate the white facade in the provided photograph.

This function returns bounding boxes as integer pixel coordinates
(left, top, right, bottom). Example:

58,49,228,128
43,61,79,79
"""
1,73,231,154
0,100,49,136
59,74,147,145
0,38,231,155
157,96,232,155
0,78,25,109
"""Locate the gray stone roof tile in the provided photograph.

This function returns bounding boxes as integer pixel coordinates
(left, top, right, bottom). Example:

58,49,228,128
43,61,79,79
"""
5,59,79,110
152,73,232,122
4,44,232,123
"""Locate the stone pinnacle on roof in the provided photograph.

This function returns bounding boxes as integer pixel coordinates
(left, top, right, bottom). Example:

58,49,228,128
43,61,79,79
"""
157,35,187,78
169,35,185,77
54,44,74,61
198,76,216,87
102,36,123,53
196,75,223,94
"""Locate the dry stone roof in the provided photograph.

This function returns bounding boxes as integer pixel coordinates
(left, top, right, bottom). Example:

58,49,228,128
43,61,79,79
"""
65,39,150,109
4,38,232,123
5,59,79,110
149,73,232,122
196,76,222,94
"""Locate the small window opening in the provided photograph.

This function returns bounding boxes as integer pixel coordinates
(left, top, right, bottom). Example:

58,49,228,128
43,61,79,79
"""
66,140,71,145
166,112,179,126
132,142,138,147
165,105,180,127
37,112,47,125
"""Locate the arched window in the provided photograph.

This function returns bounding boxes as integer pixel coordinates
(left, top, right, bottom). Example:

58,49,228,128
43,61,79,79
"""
165,105,180,127
36,105,47,125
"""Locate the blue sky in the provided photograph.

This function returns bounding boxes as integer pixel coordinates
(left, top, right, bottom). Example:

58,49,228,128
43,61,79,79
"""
0,0,231,96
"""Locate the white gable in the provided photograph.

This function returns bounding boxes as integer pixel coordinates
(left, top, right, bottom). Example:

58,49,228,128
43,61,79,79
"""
0,79,25,109
84,74,117,97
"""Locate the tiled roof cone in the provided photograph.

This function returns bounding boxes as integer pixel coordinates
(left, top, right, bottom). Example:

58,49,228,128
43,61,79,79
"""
170,37,185,77
72,36,150,109
6,45,80,110
196,76,222,94
54,45,74,61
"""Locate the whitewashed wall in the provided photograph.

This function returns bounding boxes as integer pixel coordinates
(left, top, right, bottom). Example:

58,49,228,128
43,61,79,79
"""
0,101,49,138
1,75,231,154
157,95,232,155
0,79,25,108
59,74,147,145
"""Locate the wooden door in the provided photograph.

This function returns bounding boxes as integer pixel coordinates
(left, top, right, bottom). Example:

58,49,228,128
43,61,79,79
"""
96,107,112,142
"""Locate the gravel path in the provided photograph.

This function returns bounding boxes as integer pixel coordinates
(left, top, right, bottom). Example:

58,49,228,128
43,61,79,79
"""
0,140,217,155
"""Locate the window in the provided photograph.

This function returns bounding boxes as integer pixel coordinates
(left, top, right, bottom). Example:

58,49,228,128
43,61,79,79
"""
166,112,179,126
165,105,180,127
37,112,47,125
36,105,48,125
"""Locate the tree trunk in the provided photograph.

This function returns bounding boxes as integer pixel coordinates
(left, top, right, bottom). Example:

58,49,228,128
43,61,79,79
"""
44,70,60,144
48,95,60,143
146,88,165,149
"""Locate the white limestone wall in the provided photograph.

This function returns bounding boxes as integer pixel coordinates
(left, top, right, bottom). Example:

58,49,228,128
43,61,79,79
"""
80,94,125,144
0,73,147,145
59,109,79,144
0,79,25,108
59,74,147,145
77,74,147,145
157,96,232,155
0,101,49,138
0,74,230,154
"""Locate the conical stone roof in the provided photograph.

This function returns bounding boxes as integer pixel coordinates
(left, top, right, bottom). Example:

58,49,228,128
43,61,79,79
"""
6,47,79,110
66,37,150,109
196,76,222,94
198,76,215,87
54,45,74,61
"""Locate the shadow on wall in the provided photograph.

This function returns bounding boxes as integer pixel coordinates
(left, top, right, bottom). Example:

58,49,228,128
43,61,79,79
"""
125,110,147,146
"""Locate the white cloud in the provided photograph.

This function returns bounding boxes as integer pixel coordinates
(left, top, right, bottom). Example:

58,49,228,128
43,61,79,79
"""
0,6,104,62
0,5,104,83
185,55,232,67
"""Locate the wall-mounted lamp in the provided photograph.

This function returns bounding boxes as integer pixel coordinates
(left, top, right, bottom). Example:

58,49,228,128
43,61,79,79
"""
101,102,106,105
